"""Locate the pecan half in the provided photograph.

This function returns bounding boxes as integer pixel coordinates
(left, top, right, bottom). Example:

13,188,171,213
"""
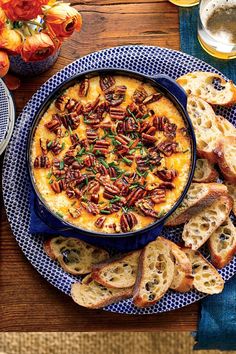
79,78,90,97
158,140,178,157
66,188,82,199
153,116,177,139
84,113,100,126
136,199,158,217
60,112,80,130
55,95,69,112
86,128,98,144
132,86,148,104
105,86,126,106
87,180,100,194
64,150,76,165
140,121,156,135
100,75,115,92
51,180,66,193
126,187,145,206
155,169,177,182
34,156,50,168
143,93,162,104
124,117,140,132
45,114,61,134
100,122,113,130
65,98,77,112
159,182,175,190
141,132,157,145
103,184,120,200
49,139,63,155
90,193,99,204
120,212,138,232
136,156,149,171
81,201,99,215
83,96,100,114
84,154,96,167
127,102,143,119
148,146,162,165
95,102,109,121
107,167,117,178
98,165,108,176
110,107,126,120
95,216,106,228
150,188,166,204
70,133,80,146
93,139,110,155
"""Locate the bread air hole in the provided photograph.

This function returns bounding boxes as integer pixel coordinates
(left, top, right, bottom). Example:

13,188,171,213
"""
200,223,210,231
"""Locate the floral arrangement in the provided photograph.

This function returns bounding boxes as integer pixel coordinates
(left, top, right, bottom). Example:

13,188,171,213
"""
0,0,82,77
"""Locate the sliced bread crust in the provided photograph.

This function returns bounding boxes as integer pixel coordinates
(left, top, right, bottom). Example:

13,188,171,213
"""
214,136,236,184
165,183,228,227
193,159,218,183
43,236,109,275
208,217,236,269
159,237,193,293
183,248,224,294
71,276,133,309
215,115,236,138
91,250,141,288
182,195,233,250
225,182,236,216
133,238,174,308
177,71,236,106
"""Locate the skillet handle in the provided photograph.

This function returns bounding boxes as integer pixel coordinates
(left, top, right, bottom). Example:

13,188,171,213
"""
152,74,187,109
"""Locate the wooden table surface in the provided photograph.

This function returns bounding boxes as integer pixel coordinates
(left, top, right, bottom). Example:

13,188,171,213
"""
0,0,199,332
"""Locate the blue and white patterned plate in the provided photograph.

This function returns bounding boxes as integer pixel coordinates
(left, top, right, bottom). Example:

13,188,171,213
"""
0,79,15,155
3,46,236,314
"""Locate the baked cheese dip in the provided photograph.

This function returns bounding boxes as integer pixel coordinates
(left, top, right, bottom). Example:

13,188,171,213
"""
31,75,191,233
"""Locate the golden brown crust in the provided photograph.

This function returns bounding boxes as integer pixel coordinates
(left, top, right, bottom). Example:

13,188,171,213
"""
166,183,228,227
214,136,236,184
208,218,236,269
43,238,57,260
91,250,141,288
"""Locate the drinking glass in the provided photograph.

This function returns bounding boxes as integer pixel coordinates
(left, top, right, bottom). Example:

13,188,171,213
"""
169,0,199,6
198,0,236,59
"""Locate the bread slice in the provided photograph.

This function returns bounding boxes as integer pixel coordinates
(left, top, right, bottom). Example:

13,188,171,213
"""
208,217,236,269
133,238,174,308
193,159,218,183
177,71,236,106
165,183,228,227
187,95,222,162
182,195,233,250
43,236,109,275
214,136,236,184
215,115,236,138
159,237,193,292
92,250,141,289
71,275,133,309
183,248,224,294
225,182,236,216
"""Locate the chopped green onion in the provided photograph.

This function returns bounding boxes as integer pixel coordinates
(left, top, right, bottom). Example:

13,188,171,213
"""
89,144,94,152
61,142,65,150
49,179,53,184
142,113,150,119
110,196,121,203
47,140,53,148
78,147,85,156
100,209,110,214
68,126,73,135
59,161,64,170
47,171,52,179
64,130,69,137
99,158,109,168
129,149,136,154
56,212,64,218
122,157,132,165
81,196,88,202
85,177,88,185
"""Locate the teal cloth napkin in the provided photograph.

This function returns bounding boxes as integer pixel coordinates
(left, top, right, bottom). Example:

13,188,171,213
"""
179,6,236,351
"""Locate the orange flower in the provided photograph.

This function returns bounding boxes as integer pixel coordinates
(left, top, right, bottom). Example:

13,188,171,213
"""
45,3,82,38
0,28,22,54
0,8,6,29
0,0,44,21
21,32,55,62
0,50,9,77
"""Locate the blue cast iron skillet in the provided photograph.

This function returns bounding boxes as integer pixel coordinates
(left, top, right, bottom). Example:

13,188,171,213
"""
27,69,196,251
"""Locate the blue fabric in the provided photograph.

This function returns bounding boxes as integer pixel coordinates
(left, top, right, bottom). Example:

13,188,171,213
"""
30,190,164,252
180,7,236,350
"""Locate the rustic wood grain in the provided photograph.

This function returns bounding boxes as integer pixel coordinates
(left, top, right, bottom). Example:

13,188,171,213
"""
0,0,199,332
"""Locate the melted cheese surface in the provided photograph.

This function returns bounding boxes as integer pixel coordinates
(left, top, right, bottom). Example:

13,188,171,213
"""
31,75,191,233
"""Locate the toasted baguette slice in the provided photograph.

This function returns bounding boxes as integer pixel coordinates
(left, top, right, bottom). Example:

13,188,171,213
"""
71,275,133,309
165,183,228,226
133,238,174,308
215,115,236,137
177,71,236,106
193,159,218,183
214,136,236,184
43,236,109,275
92,250,141,289
225,182,236,216
208,218,236,269
187,95,221,162
159,237,193,292
183,248,224,294
182,195,233,250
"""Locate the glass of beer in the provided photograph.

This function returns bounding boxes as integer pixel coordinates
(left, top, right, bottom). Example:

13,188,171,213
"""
169,0,199,6
198,0,236,59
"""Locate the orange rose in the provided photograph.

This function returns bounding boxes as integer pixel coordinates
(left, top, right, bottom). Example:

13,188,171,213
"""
21,32,55,62
0,8,6,29
0,50,9,77
0,0,44,21
0,28,22,54
45,3,82,38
